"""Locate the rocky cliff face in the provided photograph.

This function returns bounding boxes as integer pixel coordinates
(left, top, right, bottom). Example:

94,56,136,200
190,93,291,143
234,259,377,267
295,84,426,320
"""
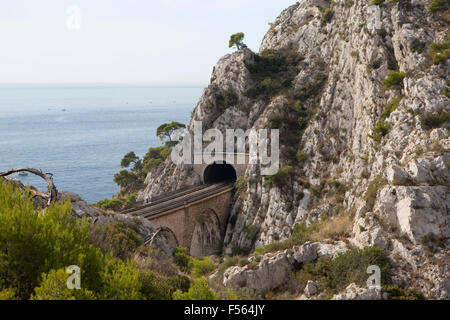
139,0,449,298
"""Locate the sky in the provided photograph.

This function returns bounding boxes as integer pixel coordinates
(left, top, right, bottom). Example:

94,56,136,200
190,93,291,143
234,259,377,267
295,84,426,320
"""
0,0,296,85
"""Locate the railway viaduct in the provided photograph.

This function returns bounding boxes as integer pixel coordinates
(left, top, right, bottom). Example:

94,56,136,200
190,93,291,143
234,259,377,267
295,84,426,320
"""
124,153,250,257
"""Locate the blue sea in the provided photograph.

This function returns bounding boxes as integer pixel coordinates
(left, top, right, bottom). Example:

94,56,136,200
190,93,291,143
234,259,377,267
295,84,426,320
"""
0,84,203,203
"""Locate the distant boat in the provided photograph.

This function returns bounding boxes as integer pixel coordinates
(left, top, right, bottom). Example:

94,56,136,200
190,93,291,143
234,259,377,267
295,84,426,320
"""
18,172,28,177
61,109,67,112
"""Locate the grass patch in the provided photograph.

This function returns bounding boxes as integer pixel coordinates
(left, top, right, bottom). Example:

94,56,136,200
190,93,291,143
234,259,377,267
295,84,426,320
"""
364,174,387,212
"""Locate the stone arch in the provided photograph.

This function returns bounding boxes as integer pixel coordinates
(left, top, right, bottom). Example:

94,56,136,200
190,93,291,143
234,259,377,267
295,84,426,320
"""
158,227,179,249
203,161,237,184
189,208,222,257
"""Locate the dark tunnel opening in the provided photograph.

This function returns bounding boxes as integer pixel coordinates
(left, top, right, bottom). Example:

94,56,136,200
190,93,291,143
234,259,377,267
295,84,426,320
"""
203,162,237,184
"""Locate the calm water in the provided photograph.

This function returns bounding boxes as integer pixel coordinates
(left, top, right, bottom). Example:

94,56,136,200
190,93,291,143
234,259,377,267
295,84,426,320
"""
0,84,202,203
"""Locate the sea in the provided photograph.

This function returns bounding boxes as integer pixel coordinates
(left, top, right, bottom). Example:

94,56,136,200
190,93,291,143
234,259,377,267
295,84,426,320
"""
0,84,203,203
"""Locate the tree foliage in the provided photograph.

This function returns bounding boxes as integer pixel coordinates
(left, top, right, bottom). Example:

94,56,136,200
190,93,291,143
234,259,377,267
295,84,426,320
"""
229,32,247,50
156,121,186,143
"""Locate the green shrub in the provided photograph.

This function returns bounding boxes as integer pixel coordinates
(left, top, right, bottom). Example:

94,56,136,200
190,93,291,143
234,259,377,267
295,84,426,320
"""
383,285,425,300
264,166,292,186
433,52,446,64
321,8,333,24
442,88,450,98
310,185,322,197
234,176,247,193
245,49,301,100
96,193,138,211
381,97,402,119
295,247,391,296
268,113,283,129
382,71,406,90
173,247,193,273
143,145,172,173
173,277,217,300
254,224,314,255
139,271,190,300
31,268,95,300
368,120,391,142
325,247,391,291
296,151,308,166
215,89,239,110
429,39,449,65
0,288,16,300
0,181,105,299
294,73,328,103
410,39,426,54
364,174,387,211
89,221,142,260
370,0,384,5
99,255,142,300
429,0,449,13
420,109,449,129
192,257,216,278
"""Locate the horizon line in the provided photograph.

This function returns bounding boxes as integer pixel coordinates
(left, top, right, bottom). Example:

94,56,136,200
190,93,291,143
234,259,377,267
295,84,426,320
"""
0,82,207,88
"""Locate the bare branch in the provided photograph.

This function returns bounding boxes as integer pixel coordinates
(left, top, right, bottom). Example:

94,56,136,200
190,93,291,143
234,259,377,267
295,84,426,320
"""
0,167,57,206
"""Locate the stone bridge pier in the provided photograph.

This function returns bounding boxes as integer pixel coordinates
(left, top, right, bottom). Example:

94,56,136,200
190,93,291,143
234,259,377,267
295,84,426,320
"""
135,152,250,257
145,185,233,257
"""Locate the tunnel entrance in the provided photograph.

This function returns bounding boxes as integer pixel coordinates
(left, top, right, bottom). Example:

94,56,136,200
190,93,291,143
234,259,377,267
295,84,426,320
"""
203,161,237,184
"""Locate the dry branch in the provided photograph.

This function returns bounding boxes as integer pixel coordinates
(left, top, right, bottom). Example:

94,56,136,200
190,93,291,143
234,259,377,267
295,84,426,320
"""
0,167,57,206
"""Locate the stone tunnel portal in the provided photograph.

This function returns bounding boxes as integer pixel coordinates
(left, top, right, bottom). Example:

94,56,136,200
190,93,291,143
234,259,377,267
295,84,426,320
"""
203,161,237,184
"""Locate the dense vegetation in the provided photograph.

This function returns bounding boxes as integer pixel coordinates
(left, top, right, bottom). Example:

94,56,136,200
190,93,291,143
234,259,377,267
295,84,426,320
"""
245,49,302,100
0,180,195,300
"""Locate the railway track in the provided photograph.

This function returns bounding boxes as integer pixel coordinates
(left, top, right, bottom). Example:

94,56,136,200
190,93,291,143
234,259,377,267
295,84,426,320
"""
121,181,234,218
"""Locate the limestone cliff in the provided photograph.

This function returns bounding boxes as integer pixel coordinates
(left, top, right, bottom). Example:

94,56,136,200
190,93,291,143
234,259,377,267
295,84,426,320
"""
138,0,449,298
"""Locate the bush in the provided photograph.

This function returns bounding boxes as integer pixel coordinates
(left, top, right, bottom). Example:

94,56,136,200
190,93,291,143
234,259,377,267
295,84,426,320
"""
245,49,301,100
382,71,406,90
295,247,391,296
89,221,142,260
143,145,172,173
95,193,138,212
31,268,95,300
264,166,292,186
173,247,193,273
268,114,283,129
368,120,391,142
173,277,217,300
255,224,313,255
0,181,105,299
215,89,239,111
429,39,449,65
321,8,333,24
139,271,190,300
420,109,449,129
310,185,321,197
0,288,16,300
383,285,425,300
234,176,247,193
296,151,308,166
429,0,449,13
99,255,142,300
326,247,391,291
192,257,216,278
370,0,384,5
364,174,387,211
381,97,402,119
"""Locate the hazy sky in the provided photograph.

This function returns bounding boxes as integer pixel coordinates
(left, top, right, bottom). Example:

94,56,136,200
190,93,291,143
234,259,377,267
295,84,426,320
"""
0,0,295,85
